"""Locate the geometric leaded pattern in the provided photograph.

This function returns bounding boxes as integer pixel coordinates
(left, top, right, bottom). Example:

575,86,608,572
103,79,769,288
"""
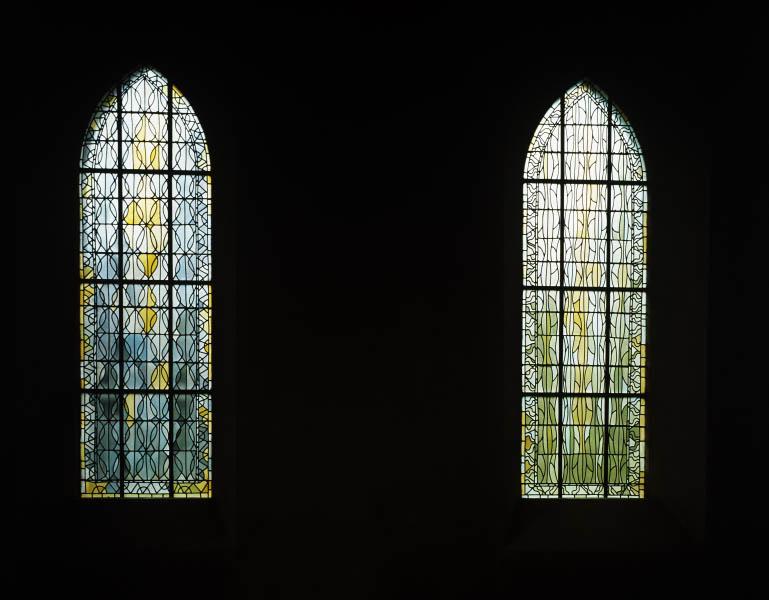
521,81,646,498
80,67,211,498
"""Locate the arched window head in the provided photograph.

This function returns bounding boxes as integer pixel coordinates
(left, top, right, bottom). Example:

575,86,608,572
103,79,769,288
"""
80,67,212,498
521,81,646,499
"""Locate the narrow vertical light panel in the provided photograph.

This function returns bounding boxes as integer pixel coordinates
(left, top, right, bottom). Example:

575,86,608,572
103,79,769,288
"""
521,81,646,499
80,67,212,498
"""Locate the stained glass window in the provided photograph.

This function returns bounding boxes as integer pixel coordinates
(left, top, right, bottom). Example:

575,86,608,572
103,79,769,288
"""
80,67,212,498
521,81,646,498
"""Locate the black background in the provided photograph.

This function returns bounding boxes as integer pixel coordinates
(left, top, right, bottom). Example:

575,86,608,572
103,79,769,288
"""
12,7,766,599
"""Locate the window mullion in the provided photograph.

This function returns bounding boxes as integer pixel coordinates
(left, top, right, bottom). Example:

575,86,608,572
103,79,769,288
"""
558,94,565,498
604,102,613,498
167,81,175,498
117,81,125,498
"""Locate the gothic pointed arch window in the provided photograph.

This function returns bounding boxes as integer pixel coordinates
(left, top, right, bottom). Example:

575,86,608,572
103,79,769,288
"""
521,81,646,499
80,67,212,498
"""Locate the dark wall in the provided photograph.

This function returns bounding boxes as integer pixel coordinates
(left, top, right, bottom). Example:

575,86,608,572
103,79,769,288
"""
13,8,765,598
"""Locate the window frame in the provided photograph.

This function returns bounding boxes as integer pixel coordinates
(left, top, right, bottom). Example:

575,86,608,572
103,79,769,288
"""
520,80,647,500
79,66,213,499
